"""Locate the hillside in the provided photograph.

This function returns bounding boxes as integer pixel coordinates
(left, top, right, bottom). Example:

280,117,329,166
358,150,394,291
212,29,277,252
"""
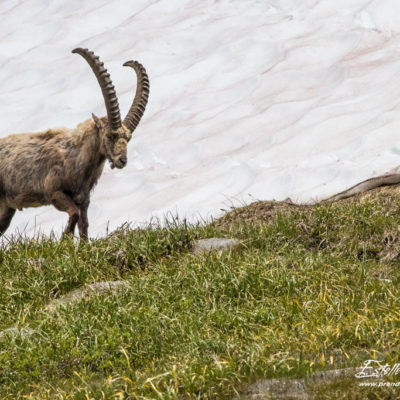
1,185,400,398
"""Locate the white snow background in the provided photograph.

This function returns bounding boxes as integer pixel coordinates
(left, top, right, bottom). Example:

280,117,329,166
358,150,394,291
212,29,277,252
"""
1,0,400,238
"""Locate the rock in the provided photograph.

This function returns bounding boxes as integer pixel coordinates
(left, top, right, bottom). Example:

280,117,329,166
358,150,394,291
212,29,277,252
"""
27,257,46,271
191,238,240,255
113,249,128,265
0,327,36,338
45,280,129,311
309,367,357,383
243,378,308,399
242,368,358,399
377,278,392,283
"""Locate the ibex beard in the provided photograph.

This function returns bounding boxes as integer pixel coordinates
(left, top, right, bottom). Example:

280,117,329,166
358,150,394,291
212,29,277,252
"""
0,48,149,240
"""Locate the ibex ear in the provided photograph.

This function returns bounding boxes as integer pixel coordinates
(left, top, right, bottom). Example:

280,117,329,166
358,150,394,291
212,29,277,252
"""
92,113,102,130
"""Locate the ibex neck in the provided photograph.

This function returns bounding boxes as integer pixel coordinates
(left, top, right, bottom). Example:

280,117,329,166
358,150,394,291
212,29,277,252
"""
71,120,105,193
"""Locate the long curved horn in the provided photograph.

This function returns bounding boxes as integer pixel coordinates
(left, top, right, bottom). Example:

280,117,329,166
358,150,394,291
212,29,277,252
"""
72,48,122,131
122,60,149,133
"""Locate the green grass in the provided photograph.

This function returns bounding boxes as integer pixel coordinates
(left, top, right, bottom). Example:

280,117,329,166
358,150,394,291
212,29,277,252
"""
1,186,400,399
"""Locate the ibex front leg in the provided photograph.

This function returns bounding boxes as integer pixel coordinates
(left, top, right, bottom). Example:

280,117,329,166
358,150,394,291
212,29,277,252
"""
77,200,89,240
50,191,80,237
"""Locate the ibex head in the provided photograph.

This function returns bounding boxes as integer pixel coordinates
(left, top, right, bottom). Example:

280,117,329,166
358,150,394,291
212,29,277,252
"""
72,48,149,169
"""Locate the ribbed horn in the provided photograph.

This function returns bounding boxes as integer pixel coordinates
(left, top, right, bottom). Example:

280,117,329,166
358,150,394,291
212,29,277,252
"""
72,48,122,131
122,60,149,133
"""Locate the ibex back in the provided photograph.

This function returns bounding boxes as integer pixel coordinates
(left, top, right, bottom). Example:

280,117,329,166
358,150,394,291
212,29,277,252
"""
0,48,149,239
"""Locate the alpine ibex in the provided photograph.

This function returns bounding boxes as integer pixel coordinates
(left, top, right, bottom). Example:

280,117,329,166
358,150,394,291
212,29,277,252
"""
0,48,149,239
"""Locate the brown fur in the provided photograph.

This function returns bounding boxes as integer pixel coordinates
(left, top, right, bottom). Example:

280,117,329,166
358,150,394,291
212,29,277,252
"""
0,48,149,240
0,117,131,239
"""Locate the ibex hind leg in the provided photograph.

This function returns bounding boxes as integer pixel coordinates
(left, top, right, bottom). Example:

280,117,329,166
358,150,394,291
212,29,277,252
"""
0,203,16,235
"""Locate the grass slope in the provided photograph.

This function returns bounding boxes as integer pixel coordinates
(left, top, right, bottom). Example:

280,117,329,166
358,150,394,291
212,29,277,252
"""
1,186,400,399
